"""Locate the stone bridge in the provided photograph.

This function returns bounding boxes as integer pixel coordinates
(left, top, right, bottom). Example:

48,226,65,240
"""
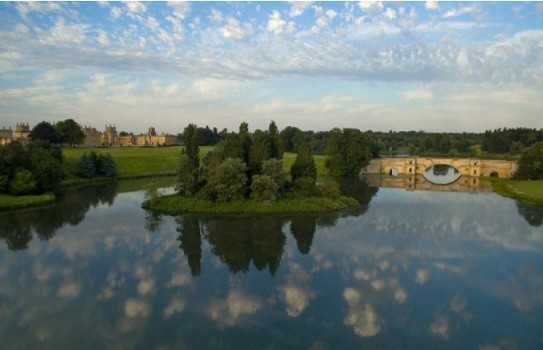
361,157,517,178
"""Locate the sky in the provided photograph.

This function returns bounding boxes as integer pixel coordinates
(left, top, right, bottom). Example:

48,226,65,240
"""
0,1,542,134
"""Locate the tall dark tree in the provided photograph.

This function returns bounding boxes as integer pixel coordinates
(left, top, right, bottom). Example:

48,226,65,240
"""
291,143,317,182
55,119,85,147
249,130,271,175
28,121,59,144
268,120,283,159
176,124,200,196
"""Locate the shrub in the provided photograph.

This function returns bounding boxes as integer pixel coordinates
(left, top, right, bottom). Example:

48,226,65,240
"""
10,170,37,195
291,176,316,197
315,181,340,198
99,153,117,178
251,175,279,202
262,158,287,190
291,143,317,182
207,158,248,202
75,153,96,178
0,174,9,193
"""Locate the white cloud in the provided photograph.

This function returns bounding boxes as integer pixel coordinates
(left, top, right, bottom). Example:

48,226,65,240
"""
58,282,81,298
146,16,160,31
443,5,480,19
163,296,186,319
209,9,224,23
125,1,146,14
343,293,381,337
110,7,122,21
403,88,434,101
169,1,190,20
124,298,149,318
428,315,450,340
207,291,262,326
384,8,397,21
267,10,286,34
220,18,248,40
289,1,314,17
97,30,110,46
359,1,384,12
425,1,439,11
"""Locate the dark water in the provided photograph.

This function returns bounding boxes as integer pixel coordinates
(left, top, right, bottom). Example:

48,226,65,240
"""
1,177,543,349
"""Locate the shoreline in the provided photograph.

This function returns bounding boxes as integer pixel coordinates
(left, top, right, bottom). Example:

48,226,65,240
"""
142,193,360,215
489,178,543,207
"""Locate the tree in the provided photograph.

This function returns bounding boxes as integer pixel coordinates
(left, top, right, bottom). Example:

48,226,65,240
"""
75,153,96,178
98,154,117,178
280,126,302,153
176,124,200,196
515,142,543,180
29,147,64,192
249,130,271,175
262,158,287,190
326,128,372,176
28,121,59,144
55,119,85,147
291,143,317,182
10,170,37,195
268,120,283,159
207,158,248,202
250,175,279,202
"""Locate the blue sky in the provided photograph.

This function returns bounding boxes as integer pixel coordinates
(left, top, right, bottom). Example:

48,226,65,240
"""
0,1,542,133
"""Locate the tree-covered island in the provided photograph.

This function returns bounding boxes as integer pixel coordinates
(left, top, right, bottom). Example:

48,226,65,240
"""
142,121,365,214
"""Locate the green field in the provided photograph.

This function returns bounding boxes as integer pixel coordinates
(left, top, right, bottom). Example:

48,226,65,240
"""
63,146,330,180
0,193,55,212
491,179,543,207
63,146,213,179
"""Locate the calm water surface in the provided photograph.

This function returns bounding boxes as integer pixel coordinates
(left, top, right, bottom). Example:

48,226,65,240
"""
1,177,543,349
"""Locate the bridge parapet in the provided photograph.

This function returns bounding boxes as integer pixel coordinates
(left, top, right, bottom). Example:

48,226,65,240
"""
361,157,517,179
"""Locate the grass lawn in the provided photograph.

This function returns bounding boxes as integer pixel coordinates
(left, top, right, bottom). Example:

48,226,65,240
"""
491,179,543,206
0,193,55,212
63,146,214,179
63,146,330,180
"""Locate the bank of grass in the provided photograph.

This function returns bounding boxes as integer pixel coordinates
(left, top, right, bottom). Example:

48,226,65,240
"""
0,193,55,212
63,146,210,179
142,192,358,214
62,146,329,184
490,178,543,207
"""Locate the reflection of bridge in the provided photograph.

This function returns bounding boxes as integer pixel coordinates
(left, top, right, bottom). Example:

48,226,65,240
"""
362,174,494,193
361,157,517,178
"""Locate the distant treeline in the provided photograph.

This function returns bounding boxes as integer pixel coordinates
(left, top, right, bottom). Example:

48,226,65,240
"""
179,126,543,157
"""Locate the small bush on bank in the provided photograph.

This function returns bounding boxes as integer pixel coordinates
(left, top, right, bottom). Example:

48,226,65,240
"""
250,175,279,202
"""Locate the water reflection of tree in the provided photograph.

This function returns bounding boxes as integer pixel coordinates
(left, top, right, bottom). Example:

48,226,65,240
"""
516,202,543,227
0,182,118,250
336,176,379,218
290,215,317,254
176,215,202,276
202,216,286,276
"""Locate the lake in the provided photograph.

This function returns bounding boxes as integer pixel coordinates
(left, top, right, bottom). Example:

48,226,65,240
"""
1,176,543,349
